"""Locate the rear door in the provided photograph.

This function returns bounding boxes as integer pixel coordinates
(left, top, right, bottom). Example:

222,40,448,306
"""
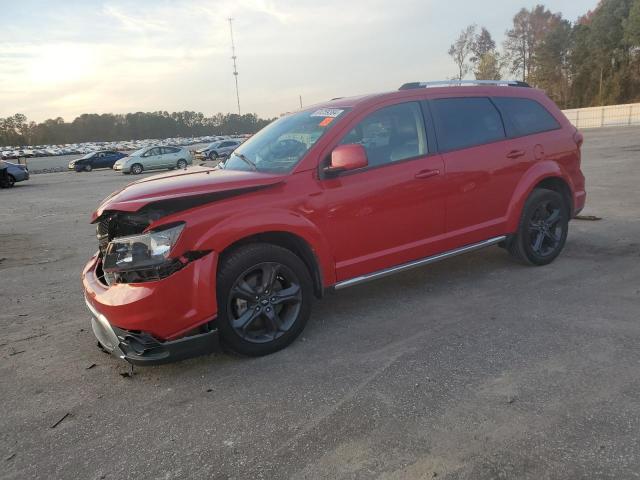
159,147,173,167
430,96,533,244
94,152,107,168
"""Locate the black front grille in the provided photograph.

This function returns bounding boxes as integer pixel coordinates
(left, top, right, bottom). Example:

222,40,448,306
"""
97,218,110,255
96,213,151,255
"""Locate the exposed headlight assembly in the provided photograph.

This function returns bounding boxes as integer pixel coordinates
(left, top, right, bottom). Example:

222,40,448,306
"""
102,223,185,285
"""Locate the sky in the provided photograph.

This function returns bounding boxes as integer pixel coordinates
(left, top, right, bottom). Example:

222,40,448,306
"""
0,0,598,122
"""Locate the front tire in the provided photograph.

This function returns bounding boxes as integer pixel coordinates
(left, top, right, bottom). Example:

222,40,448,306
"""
6,175,15,188
177,159,187,169
216,244,313,356
208,151,218,161
130,163,143,175
508,188,569,266
84,164,92,172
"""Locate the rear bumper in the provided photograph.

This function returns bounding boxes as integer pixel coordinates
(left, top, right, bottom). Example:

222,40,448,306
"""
82,251,219,365
573,190,587,217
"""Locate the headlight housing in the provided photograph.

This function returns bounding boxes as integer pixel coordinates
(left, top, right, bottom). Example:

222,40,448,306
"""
102,223,185,285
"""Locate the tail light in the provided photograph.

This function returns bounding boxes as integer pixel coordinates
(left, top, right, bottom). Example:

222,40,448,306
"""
573,130,584,148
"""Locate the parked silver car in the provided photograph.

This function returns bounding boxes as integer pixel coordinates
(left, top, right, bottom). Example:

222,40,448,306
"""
196,139,243,161
113,146,193,174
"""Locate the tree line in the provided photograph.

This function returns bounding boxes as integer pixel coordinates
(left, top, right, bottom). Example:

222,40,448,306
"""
448,0,640,108
0,111,276,147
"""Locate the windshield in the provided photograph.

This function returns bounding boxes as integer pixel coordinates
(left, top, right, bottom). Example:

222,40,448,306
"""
206,142,219,149
80,152,96,160
223,107,350,173
130,148,146,157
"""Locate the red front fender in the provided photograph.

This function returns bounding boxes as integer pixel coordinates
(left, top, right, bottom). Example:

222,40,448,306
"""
191,208,336,287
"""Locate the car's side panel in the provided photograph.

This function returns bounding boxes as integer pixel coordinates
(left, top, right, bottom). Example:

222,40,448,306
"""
504,158,579,233
316,155,447,281
187,209,337,288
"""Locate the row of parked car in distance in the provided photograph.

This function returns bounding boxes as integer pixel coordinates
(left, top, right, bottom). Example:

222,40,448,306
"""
1,134,250,160
68,136,247,174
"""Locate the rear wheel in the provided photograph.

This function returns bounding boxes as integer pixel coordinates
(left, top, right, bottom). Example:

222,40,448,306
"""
508,188,569,266
177,159,187,169
216,244,312,356
130,163,143,175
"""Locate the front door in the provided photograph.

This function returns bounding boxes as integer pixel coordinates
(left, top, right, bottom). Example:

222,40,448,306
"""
317,101,447,282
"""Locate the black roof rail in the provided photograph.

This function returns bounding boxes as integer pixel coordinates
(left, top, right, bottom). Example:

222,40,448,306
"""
399,80,531,90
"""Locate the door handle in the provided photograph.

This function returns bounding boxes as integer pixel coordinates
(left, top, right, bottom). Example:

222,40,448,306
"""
415,169,440,179
506,150,526,159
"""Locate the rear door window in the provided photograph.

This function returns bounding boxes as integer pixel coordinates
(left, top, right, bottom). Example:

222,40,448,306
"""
431,97,506,152
493,97,560,136
339,102,428,167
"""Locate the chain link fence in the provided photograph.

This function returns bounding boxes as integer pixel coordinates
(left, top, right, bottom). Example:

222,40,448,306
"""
562,103,640,129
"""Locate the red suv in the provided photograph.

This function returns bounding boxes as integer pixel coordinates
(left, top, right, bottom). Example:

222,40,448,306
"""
83,80,586,365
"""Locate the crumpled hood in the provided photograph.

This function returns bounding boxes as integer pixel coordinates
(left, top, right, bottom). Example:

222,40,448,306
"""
92,166,284,222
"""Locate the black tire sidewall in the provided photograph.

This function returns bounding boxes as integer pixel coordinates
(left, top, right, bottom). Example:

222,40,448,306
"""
85,164,92,172
209,151,218,160
131,164,143,174
514,189,569,266
177,159,187,169
216,244,313,356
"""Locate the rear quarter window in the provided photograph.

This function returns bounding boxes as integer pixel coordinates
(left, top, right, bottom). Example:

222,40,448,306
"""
493,97,561,136
431,97,506,152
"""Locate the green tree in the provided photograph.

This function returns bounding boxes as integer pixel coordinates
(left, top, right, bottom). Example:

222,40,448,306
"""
448,25,477,79
475,52,503,80
504,5,562,83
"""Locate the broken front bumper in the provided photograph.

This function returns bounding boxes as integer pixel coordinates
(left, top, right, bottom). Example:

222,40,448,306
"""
86,296,220,365
82,251,220,365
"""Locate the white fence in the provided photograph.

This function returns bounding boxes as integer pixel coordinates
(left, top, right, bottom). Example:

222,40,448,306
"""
562,103,640,129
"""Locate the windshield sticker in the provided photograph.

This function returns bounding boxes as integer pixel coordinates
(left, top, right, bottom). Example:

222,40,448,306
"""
318,117,334,127
310,108,344,118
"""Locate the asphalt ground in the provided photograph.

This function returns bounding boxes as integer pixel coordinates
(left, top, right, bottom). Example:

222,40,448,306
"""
1,127,639,479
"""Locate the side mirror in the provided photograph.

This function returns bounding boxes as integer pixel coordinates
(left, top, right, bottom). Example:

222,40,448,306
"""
325,144,368,175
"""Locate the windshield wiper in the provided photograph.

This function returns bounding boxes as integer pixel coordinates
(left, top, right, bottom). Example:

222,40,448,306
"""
233,152,257,171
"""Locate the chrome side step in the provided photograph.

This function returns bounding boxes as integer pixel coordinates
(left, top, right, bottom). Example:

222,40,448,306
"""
334,236,507,290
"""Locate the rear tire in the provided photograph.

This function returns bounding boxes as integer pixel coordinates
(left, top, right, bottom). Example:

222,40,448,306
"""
508,188,569,266
216,244,313,356
130,163,143,175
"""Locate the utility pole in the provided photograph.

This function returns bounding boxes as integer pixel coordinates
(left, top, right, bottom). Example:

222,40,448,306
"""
228,17,241,116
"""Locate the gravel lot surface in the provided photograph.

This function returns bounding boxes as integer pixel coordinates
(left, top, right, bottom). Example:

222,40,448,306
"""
1,127,639,479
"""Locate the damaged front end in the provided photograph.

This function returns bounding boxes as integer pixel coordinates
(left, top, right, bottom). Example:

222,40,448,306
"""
86,207,220,365
95,211,209,286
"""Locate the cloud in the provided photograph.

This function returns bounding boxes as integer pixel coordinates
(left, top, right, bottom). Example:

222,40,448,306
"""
103,4,167,33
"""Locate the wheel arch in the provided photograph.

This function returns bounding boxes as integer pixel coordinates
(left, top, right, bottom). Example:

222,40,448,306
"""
533,177,573,214
505,161,576,233
218,231,326,299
